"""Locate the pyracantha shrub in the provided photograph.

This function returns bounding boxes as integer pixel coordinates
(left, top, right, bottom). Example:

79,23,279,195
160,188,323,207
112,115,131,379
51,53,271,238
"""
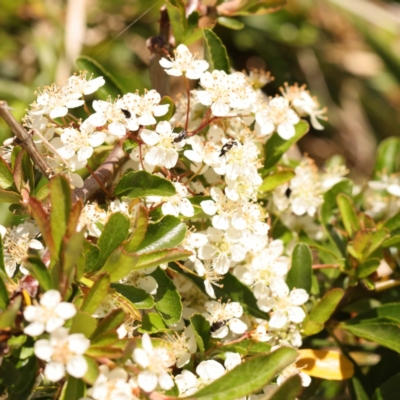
1,3,400,400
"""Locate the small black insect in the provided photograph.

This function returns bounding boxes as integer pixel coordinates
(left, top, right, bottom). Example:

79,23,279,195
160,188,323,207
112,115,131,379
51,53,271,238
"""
285,187,292,198
210,320,227,333
173,130,187,143
121,109,132,118
219,140,238,157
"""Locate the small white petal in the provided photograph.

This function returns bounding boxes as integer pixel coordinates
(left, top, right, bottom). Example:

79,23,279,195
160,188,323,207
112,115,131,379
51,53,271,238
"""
44,362,65,382
66,355,88,378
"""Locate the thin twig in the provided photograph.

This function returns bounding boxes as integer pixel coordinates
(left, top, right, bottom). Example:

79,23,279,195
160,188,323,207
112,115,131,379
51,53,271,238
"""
0,101,53,178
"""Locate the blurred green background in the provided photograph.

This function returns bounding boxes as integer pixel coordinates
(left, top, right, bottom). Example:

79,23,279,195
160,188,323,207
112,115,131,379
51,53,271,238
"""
2,0,400,180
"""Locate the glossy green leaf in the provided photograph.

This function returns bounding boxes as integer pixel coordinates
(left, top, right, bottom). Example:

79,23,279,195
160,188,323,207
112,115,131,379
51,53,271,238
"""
203,29,230,74
115,171,176,199
357,258,380,278
374,137,400,177
190,314,210,352
217,17,244,30
70,310,98,338
91,213,130,272
0,296,21,329
81,274,110,315
83,356,99,385
23,255,54,291
111,284,154,310
190,348,298,400
372,372,400,400
91,331,119,347
151,267,182,325
60,376,85,400
264,375,302,400
97,248,138,282
259,170,295,192
91,308,126,339
136,215,187,253
139,312,169,333
76,55,123,99
348,230,388,262
0,157,14,189
337,193,359,237
264,121,309,170
286,243,312,292
341,318,400,353
124,205,149,253
0,189,20,204
349,303,400,324
135,248,191,270
0,275,9,310
309,288,344,326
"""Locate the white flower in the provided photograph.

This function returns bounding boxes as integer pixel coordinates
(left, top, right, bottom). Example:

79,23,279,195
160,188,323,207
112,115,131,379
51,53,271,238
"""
77,202,108,238
224,352,242,370
255,97,300,139
141,121,182,169
23,290,76,336
194,259,223,299
120,90,169,127
257,281,309,329
160,44,209,80
166,327,197,368
0,221,43,277
369,174,400,197
85,365,138,400
175,369,200,396
197,359,226,382
204,301,247,338
133,334,175,392
34,328,90,382
197,71,257,117
67,73,105,96
120,269,158,295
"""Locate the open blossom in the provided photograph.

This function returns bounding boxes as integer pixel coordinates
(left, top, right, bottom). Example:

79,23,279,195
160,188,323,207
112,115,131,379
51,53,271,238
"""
204,301,247,338
369,173,400,197
133,334,175,392
119,90,169,127
166,327,197,368
67,73,105,96
160,44,209,79
84,365,138,400
34,328,90,382
0,221,43,277
197,70,257,117
141,121,183,169
257,281,309,329
255,96,300,139
23,290,76,336
194,259,223,298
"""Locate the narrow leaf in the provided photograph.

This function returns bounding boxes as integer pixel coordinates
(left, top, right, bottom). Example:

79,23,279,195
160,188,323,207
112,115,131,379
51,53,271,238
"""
203,29,230,74
0,189,20,204
139,313,169,333
0,156,14,189
91,308,126,339
286,243,312,292
81,274,110,315
97,248,138,282
309,288,344,326
190,314,210,352
264,375,302,400
111,284,155,310
259,170,295,192
60,376,85,400
24,255,54,291
0,296,22,329
337,193,360,237
124,205,149,253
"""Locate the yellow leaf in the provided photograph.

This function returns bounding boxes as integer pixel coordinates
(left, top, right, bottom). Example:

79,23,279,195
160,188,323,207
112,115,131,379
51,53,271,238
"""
296,349,354,380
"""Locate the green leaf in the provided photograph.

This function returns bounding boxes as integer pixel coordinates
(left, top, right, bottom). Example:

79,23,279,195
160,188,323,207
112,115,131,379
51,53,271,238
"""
135,248,191,270
0,236,5,276
222,339,271,356
81,274,110,315
348,230,389,262
264,121,309,170
0,296,22,329
139,312,169,333
384,212,400,232
357,258,380,278
60,376,85,400
349,303,400,324
111,284,154,309
341,318,400,353
70,310,98,338
337,193,360,237
203,29,230,74
190,314,210,352
115,170,176,199
259,170,295,192
190,348,298,400
0,189,20,204
62,230,86,283
151,267,182,325
382,235,400,248
321,179,353,226
0,275,9,310
83,356,99,385
49,175,71,257
85,346,124,359
264,375,302,400
372,372,400,400
286,243,312,292
76,55,123,100
24,255,54,291
166,0,187,44
91,308,126,339
92,213,130,272
309,288,344,326
155,96,175,122
91,331,119,346
97,248,138,282
136,215,186,253
217,17,244,30
0,157,14,189
124,205,149,253
374,137,400,176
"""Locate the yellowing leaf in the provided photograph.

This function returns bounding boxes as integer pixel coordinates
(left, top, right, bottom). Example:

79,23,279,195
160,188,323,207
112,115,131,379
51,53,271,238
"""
296,349,354,380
